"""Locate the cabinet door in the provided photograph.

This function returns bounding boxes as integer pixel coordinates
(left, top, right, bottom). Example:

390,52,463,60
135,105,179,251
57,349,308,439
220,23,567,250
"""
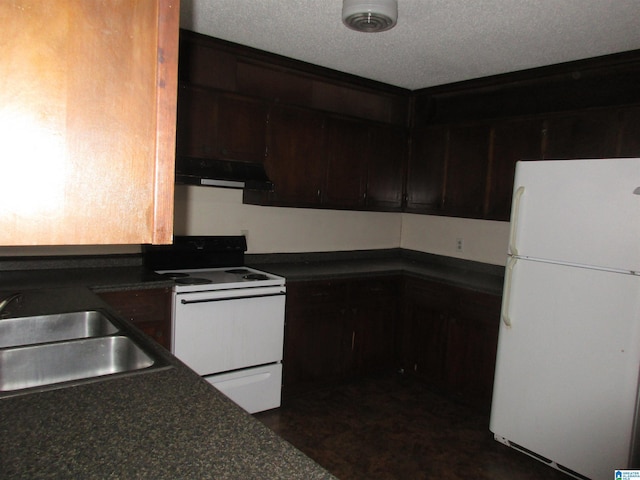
350,277,398,375
283,281,350,394
406,125,448,213
618,107,640,157
443,124,491,218
400,278,451,386
176,85,266,163
486,118,544,220
446,287,500,413
543,110,619,159
323,116,368,208
176,84,217,157
264,105,326,206
0,0,178,245
98,287,172,350
216,93,267,163
366,125,407,211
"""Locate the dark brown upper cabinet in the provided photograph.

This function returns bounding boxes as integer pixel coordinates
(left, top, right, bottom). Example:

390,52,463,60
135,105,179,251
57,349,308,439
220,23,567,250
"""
366,124,407,211
542,109,620,160
486,118,544,220
262,104,326,207
618,106,640,157
443,124,492,218
178,30,640,221
248,106,405,211
176,84,267,164
323,116,369,209
407,123,492,219
406,125,448,214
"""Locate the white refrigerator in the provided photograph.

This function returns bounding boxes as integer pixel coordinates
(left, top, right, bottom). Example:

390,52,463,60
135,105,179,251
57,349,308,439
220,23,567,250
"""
489,158,640,480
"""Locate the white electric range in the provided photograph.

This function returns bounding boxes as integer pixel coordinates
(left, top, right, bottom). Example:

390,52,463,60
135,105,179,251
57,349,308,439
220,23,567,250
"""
145,237,286,414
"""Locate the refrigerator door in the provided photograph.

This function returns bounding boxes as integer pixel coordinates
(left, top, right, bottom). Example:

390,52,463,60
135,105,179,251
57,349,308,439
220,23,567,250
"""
508,158,640,272
490,258,640,479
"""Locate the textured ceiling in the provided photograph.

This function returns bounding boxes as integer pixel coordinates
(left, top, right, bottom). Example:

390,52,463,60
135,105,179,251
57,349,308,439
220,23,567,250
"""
180,0,640,90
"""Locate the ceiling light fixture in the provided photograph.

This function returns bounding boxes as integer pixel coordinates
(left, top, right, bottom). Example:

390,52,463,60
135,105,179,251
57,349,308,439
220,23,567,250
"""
342,0,398,33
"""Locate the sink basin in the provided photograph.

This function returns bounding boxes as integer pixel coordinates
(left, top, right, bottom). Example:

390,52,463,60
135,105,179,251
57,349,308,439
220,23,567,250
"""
0,335,156,392
0,310,119,349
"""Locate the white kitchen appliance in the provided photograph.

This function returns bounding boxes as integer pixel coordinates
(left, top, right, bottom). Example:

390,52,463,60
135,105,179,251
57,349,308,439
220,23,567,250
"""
144,236,286,414
489,158,640,479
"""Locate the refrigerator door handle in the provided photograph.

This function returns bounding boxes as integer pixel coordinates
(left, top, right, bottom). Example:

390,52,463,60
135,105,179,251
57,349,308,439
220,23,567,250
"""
501,257,517,327
509,186,525,256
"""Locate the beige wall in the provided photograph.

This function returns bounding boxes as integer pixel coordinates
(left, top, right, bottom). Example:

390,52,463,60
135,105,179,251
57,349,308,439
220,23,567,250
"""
175,186,509,265
0,185,510,266
174,186,402,253
400,213,509,266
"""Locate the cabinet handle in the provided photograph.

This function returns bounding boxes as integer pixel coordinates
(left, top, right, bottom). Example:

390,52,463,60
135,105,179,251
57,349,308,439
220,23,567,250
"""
351,331,355,350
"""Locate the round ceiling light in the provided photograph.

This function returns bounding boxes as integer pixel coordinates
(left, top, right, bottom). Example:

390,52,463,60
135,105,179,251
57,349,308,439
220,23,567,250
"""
342,0,398,33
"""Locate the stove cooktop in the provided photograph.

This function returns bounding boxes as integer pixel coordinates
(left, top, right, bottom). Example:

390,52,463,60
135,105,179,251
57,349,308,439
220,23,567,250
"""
156,266,285,292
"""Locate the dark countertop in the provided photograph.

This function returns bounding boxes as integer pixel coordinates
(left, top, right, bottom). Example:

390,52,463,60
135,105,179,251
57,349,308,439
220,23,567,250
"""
247,249,505,296
1,350,334,479
0,285,335,479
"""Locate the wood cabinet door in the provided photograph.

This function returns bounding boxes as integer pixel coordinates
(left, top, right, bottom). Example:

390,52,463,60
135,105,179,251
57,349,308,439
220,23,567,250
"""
215,93,267,163
443,124,491,218
323,116,369,208
400,278,452,384
543,110,619,159
406,125,448,213
176,84,217,157
283,281,350,393
366,125,407,211
350,277,398,375
618,107,640,157
487,118,544,220
264,105,326,206
446,288,501,413
0,0,178,245
177,86,267,163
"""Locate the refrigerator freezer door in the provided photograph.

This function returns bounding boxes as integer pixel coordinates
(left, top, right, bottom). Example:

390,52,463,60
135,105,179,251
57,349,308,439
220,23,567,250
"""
508,158,640,272
490,258,640,479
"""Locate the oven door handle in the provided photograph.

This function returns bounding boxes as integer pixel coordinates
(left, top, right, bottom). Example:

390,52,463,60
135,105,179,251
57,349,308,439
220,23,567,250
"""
180,291,286,305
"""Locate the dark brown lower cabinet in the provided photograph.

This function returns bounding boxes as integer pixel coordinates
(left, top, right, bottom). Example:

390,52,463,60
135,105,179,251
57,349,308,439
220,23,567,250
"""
283,277,398,396
283,274,501,413
400,276,501,413
97,287,172,350
284,280,349,393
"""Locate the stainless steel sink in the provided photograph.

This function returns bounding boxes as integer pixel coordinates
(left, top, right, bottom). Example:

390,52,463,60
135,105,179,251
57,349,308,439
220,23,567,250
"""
0,335,156,392
0,310,119,349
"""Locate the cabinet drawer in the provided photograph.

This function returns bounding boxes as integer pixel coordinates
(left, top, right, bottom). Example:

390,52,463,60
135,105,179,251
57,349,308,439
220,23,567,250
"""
286,280,348,306
350,276,400,300
403,276,453,309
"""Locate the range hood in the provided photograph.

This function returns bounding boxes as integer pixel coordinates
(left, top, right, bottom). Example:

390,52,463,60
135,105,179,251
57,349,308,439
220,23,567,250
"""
175,156,274,191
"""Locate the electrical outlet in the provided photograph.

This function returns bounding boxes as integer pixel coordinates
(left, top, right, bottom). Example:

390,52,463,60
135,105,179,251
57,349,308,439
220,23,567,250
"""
455,237,464,252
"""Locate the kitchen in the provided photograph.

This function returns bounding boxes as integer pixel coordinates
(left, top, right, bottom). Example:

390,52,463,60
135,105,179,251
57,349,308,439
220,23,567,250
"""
1,1,640,479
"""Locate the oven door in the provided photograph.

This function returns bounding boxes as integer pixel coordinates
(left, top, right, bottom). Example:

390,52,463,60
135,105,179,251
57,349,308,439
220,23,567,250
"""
172,285,286,375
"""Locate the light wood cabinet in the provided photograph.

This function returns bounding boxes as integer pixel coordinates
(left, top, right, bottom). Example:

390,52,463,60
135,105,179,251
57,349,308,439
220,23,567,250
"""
0,0,179,245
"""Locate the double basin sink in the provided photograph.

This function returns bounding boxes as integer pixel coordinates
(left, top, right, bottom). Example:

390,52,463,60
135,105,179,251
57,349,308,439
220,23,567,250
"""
0,310,164,395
